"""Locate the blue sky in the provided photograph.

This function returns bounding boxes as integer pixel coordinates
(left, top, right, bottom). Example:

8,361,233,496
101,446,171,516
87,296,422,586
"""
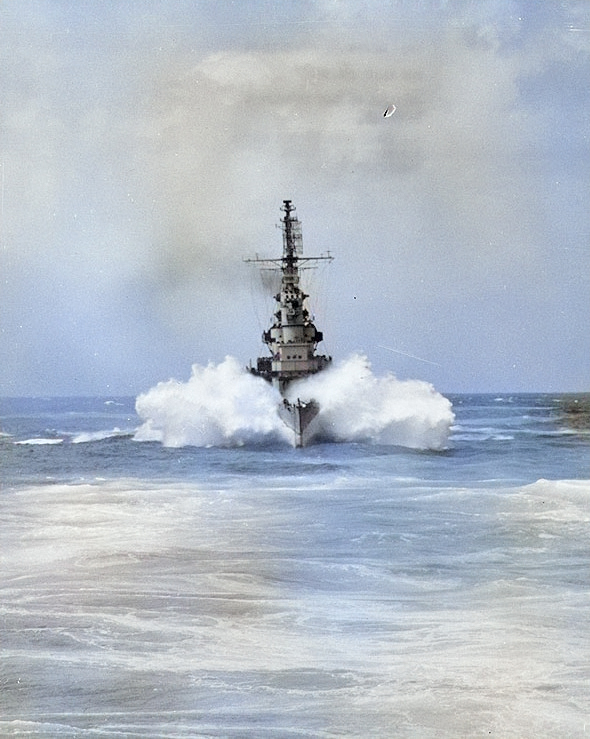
1,0,588,395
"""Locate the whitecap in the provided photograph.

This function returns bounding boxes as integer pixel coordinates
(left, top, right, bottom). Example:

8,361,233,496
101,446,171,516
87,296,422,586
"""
15,437,63,445
71,428,131,444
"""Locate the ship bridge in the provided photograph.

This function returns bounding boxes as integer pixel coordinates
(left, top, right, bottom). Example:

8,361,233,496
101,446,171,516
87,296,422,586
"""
246,200,333,394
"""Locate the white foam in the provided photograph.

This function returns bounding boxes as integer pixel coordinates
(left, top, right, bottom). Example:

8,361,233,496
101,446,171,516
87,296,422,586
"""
15,437,63,445
2,475,589,736
134,353,454,450
290,353,454,449
134,355,289,447
71,428,129,444
519,478,590,521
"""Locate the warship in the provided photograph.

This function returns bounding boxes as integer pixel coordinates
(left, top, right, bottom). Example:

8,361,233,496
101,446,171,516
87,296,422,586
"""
246,200,333,446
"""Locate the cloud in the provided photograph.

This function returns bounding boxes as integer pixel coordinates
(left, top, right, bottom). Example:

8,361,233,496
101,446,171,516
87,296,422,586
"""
0,1,588,393
132,28,548,293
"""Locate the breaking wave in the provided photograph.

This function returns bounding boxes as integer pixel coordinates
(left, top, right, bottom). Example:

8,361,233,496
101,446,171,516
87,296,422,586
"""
71,429,132,444
134,356,288,447
134,354,454,450
289,353,454,449
15,437,64,446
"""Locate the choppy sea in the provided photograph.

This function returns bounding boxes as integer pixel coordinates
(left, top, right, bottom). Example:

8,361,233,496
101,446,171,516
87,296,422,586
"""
1,391,589,738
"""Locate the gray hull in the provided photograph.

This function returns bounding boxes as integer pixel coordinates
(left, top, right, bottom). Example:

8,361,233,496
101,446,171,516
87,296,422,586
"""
278,398,320,448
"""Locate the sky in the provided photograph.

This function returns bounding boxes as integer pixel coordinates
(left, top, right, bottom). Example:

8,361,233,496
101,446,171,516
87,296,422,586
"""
0,0,588,396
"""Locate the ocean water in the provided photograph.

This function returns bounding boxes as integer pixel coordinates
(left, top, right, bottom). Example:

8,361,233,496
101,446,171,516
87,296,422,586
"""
1,387,589,738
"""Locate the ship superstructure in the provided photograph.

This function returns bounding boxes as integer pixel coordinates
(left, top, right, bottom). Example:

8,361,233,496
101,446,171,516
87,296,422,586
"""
246,200,333,446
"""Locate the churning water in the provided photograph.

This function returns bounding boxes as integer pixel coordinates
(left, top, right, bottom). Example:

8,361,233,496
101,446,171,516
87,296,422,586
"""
1,374,589,738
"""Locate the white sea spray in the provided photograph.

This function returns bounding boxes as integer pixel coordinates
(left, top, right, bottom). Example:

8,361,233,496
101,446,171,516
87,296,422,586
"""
290,353,454,449
134,353,454,449
134,356,289,447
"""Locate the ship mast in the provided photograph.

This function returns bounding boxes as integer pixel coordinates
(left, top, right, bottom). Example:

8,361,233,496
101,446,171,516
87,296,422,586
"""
246,200,333,394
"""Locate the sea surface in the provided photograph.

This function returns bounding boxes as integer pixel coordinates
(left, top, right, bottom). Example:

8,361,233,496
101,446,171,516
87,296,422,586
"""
1,393,589,738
